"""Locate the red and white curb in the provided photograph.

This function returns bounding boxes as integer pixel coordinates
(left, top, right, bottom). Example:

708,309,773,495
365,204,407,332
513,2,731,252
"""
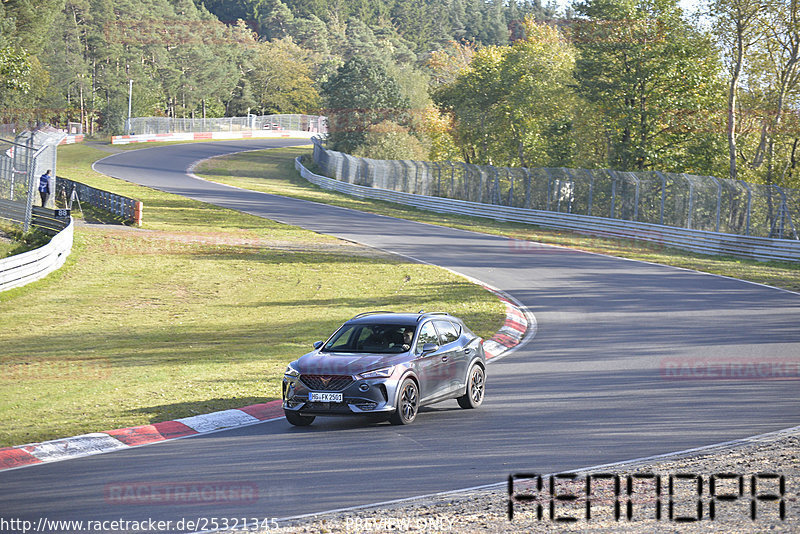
482,290,530,360
0,291,530,473
0,402,285,472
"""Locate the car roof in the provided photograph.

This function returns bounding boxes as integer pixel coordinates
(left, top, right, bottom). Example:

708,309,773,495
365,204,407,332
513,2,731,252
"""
346,311,456,325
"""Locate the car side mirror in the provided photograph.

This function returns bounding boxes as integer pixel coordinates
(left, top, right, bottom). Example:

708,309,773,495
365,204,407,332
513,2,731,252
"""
421,342,439,354
313,341,324,350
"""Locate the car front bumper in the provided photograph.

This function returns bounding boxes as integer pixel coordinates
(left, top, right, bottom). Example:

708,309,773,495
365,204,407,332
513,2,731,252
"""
282,375,400,416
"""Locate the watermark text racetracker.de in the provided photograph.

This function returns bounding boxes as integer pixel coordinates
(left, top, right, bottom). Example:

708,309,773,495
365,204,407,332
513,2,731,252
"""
0,517,278,534
660,358,800,380
104,481,261,506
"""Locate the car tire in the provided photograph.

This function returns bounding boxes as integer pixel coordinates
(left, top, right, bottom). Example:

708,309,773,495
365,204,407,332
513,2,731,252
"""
389,378,419,425
457,364,485,409
284,410,315,426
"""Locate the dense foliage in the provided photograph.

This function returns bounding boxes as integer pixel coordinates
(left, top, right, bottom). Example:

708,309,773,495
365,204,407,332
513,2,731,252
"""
0,0,797,187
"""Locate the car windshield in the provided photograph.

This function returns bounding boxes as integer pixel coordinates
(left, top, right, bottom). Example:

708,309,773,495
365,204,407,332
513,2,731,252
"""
322,324,416,354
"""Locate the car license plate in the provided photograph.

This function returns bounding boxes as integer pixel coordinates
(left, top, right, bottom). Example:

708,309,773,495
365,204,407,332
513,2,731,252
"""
309,392,343,403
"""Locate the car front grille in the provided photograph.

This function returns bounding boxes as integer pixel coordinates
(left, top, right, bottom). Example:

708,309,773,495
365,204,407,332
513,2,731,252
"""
300,374,353,391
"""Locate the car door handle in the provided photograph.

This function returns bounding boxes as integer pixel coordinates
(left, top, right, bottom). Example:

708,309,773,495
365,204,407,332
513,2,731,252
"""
464,348,472,355
441,356,448,362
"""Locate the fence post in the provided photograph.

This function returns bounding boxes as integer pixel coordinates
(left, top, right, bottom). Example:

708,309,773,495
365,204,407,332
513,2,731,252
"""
523,168,531,209
23,137,36,232
682,173,694,229
609,170,617,219
135,201,143,226
708,175,722,233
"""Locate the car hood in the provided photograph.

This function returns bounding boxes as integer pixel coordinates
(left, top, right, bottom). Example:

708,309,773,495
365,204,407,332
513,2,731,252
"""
294,351,409,376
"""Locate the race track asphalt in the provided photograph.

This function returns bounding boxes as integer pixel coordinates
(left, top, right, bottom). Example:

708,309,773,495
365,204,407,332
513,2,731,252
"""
1,139,798,532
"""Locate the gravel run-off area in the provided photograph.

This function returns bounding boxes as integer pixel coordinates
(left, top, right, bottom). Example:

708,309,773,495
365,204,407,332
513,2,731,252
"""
264,426,799,533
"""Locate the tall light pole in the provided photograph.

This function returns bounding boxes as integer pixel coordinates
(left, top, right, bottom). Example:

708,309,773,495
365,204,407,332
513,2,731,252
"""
127,79,133,134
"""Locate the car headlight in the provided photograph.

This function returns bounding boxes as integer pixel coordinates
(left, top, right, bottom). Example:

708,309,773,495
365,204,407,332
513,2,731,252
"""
357,366,395,380
284,363,300,378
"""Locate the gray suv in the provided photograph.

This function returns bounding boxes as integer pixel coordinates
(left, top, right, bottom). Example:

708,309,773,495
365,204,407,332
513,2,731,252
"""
282,312,486,426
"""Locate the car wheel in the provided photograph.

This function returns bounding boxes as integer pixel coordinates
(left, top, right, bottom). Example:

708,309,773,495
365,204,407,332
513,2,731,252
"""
284,410,315,426
389,378,419,425
457,364,485,409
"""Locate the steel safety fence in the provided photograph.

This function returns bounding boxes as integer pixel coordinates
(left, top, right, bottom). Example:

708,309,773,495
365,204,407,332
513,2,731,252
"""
126,115,327,135
0,128,66,232
311,138,799,242
56,177,143,226
297,157,800,263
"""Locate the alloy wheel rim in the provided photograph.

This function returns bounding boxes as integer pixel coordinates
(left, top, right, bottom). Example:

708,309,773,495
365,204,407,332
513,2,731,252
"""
401,383,418,421
471,369,484,403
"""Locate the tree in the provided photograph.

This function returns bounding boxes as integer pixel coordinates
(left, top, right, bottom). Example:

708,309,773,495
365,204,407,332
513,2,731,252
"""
572,0,725,172
711,0,770,181
748,0,800,188
249,37,321,114
0,46,32,93
493,20,579,168
433,44,507,164
352,120,429,160
322,56,410,153
433,18,581,167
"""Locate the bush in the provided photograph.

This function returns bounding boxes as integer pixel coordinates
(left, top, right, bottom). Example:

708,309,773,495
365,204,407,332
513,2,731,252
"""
352,121,429,161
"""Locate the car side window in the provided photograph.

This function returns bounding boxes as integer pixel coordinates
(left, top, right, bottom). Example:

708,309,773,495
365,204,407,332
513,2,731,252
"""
415,322,439,354
434,320,459,345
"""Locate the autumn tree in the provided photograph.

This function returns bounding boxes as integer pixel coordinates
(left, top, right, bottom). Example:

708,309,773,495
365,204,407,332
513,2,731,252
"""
711,0,770,181
572,0,725,172
434,18,580,167
249,38,321,114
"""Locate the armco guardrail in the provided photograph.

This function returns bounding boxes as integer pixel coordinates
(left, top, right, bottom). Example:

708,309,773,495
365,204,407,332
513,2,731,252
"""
0,201,70,235
57,177,143,225
0,218,73,292
31,206,72,235
296,158,800,263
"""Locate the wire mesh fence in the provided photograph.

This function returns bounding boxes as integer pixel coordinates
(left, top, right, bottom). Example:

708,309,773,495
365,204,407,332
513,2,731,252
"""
311,138,799,240
126,114,326,135
0,128,66,232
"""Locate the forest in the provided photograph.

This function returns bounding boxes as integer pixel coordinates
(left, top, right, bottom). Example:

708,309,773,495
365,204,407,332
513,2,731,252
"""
1,0,798,189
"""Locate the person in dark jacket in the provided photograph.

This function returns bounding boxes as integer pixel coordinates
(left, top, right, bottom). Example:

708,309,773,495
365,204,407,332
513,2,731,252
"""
38,170,51,207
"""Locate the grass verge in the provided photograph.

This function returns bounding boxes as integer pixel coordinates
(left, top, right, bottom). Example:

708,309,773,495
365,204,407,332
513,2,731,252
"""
196,147,800,293
0,142,504,447
0,223,51,258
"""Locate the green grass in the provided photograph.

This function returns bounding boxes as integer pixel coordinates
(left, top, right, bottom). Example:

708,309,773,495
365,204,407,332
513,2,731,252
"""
196,147,800,293
0,143,504,447
0,223,51,258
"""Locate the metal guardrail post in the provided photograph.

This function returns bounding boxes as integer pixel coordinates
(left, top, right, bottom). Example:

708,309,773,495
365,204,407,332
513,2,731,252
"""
23,138,38,232
523,168,531,209
609,171,617,219
544,168,553,212
655,171,666,226
682,173,694,229
626,171,640,221
506,168,514,206
708,175,722,233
